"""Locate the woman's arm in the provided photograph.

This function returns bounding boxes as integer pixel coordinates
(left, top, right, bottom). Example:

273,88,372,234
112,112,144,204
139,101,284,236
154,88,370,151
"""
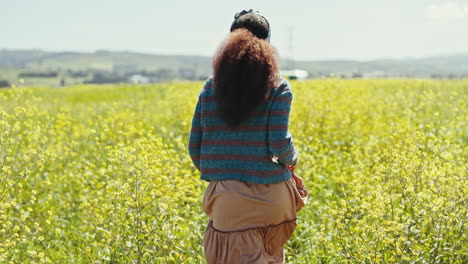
268,80,299,166
188,97,203,170
188,78,213,171
188,96,202,171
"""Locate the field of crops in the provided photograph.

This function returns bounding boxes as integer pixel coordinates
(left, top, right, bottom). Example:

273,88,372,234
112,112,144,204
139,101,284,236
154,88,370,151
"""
0,79,466,263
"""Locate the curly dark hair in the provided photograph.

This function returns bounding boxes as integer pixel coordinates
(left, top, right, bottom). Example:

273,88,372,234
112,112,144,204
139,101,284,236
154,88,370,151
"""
213,27,280,129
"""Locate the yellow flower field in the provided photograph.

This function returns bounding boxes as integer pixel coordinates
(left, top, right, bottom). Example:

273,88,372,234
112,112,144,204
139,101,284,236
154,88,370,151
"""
0,79,466,263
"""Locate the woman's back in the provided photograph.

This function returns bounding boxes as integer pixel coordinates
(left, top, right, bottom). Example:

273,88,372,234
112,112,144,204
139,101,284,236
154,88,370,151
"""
188,76,298,184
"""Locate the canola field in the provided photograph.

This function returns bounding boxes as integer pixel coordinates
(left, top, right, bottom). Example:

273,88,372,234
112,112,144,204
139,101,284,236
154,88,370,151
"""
0,79,467,263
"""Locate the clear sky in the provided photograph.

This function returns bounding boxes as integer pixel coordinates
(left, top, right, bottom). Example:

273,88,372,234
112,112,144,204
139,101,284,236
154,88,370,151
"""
2,0,468,60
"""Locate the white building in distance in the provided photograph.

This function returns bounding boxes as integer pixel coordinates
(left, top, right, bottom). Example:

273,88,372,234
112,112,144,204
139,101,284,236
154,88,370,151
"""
281,69,308,80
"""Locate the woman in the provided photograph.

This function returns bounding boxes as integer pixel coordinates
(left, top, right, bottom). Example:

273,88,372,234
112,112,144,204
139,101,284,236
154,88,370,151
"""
188,9,307,264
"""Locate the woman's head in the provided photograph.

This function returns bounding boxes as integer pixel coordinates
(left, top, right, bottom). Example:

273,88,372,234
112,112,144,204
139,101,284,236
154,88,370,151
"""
213,11,279,129
230,9,271,41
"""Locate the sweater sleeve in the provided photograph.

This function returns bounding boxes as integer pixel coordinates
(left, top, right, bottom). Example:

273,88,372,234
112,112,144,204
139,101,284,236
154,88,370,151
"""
188,96,202,170
188,78,212,171
268,81,299,166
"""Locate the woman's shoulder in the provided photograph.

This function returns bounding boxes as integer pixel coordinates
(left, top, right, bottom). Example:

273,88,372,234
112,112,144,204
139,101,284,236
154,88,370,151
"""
277,76,292,91
267,76,292,100
203,76,214,90
198,76,215,97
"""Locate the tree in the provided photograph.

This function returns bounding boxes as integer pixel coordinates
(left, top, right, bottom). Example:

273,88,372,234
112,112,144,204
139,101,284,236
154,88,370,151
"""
0,80,10,88
84,72,127,84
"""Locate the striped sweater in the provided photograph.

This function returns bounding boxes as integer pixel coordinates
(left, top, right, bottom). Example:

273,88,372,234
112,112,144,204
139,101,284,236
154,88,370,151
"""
188,76,299,184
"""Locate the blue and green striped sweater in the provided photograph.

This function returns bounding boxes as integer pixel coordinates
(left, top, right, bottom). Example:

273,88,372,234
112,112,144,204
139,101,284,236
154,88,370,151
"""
188,76,299,184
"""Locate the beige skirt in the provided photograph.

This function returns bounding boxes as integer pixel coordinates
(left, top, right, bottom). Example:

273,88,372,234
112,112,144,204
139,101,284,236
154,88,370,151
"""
202,177,306,264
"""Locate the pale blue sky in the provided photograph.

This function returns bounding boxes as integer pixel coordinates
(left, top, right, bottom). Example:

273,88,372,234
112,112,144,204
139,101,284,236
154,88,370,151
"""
2,0,468,60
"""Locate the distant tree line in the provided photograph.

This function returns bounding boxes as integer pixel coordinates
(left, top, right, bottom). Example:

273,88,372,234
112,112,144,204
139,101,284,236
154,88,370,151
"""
9,67,468,87
66,70,89,78
83,72,127,84
82,68,207,84
430,73,468,79
18,71,58,78
305,71,468,79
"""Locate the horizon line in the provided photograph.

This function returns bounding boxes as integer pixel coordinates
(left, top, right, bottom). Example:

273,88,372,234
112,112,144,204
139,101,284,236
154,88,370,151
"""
1,47,468,63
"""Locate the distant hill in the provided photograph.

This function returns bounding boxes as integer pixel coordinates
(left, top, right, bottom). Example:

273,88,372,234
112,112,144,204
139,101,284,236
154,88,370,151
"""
290,53,468,78
0,49,467,86
0,49,212,72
